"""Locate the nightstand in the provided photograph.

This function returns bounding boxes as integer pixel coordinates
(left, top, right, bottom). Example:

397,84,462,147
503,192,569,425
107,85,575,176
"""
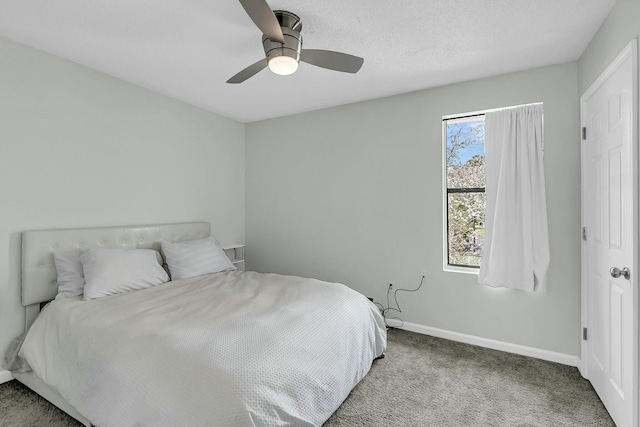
223,245,245,271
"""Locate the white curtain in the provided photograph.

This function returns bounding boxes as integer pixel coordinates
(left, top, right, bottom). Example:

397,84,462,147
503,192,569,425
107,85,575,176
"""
478,104,549,292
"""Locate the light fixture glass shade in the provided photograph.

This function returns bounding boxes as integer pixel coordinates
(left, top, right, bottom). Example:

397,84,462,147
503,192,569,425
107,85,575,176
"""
268,56,299,75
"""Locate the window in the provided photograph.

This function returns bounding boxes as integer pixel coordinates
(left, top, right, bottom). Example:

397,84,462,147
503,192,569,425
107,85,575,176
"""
444,114,485,270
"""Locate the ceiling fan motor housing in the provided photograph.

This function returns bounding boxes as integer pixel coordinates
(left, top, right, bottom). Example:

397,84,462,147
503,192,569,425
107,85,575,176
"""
262,10,302,62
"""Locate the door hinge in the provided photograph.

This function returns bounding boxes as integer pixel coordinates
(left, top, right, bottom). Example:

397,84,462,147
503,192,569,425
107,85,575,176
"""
582,127,587,140
582,226,587,241
583,327,588,341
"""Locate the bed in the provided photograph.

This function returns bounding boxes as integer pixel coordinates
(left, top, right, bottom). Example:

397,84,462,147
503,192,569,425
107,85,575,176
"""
11,222,386,426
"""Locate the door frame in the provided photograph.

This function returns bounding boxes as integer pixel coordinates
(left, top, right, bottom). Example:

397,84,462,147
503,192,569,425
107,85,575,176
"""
580,38,638,426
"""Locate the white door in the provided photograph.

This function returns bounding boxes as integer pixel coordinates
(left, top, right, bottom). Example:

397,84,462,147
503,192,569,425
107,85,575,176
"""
581,40,637,427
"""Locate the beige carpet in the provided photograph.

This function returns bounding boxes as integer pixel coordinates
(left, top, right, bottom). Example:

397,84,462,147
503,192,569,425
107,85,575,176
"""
0,328,613,426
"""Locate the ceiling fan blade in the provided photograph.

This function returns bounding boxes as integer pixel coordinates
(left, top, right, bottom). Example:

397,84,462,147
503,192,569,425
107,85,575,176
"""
238,0,284,43
226,59,268,84
300,49,364,74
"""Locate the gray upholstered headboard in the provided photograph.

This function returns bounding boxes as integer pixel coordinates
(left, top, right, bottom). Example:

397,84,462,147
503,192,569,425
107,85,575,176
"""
21,222,210,330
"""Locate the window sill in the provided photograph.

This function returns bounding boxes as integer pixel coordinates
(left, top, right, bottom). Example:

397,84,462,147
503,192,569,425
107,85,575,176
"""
443,265,480,275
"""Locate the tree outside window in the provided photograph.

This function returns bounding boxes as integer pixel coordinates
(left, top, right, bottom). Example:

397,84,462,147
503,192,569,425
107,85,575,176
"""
445,116,485,268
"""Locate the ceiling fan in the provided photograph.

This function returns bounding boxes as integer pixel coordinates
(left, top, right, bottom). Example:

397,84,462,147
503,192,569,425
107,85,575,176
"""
227,0,364,84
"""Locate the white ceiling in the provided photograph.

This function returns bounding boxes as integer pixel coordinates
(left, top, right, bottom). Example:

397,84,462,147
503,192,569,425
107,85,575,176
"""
0,0,615,123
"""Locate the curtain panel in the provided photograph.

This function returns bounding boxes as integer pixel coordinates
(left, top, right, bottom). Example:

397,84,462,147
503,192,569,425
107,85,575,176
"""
478,104,549,292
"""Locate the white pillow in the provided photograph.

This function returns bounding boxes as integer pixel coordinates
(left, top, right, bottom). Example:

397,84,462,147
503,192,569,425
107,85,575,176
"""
81,248,169,300
53,251,85,300
161,237,236,280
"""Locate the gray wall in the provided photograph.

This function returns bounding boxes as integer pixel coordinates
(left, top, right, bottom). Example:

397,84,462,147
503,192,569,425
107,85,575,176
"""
0,37,245,357
578,0,640,94
246,62,581,356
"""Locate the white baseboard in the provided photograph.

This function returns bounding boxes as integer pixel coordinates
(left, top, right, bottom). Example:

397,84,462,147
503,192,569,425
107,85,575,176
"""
0,369,13,384
386,319,580,367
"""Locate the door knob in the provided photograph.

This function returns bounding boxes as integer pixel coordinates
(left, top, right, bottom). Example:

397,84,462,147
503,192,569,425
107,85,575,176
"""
610,267,630,280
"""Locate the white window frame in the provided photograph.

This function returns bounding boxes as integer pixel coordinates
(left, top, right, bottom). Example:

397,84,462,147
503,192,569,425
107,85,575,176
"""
442,113,485,274
442,103,543,274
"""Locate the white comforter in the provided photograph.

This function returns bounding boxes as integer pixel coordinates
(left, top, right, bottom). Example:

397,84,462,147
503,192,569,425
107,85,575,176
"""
20,270,386,427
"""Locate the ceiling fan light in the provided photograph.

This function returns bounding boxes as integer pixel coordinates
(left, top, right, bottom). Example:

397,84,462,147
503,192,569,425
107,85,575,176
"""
268,55,299,75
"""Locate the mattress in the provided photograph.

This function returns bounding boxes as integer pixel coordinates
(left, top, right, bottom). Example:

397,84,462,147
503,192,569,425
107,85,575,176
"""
19,270,386,426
